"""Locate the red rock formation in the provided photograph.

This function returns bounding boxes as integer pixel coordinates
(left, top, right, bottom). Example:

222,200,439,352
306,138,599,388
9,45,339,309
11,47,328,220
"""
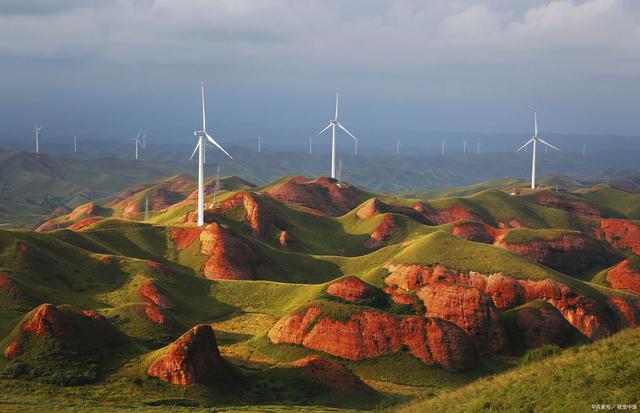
357,198,432,224
451,222,498,244
215,191,282,238
326,276,380,303
79,309,108,323
417,284,507,354
68,216,103,230
384,264,489,294
607,296,640,329
147,324,222,386
139,281,173,309
122,200,141,219
519,279,615,339
364,214,398,249
35,220,58,232
199,223,259,280
145,305,168,325
269,307,475,370
418,203,482,225
69,202,98,220
513,303,585,349
146,260,176,276
593,219,640,255
170,227,204,250
606,259,640,294
494,232,618,275
4,337,22,358
22,304,74,337
529,192,603,219
262,176,362,216
279,230,293,248
293,356,372,395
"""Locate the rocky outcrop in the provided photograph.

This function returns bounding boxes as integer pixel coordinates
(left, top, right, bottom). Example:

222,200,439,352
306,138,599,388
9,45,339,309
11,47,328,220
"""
292,356,373,395
139,281,173,309
147,324,222,386
199,223,259,280
69,202,99,220
417,284,507,354
22,304,74,337
170,227,204,250
512,302,586,349
326,276,380,303
364,214,398,249
606,259,640,294
357,198,432,224
451,222,498,244
215,191,282,238
413,203,482,225
279,230,293,248
529,192,603,219
384,263,627,340
494,232,618,275
262,176,362,216
269,307,476,370
593,220,640,255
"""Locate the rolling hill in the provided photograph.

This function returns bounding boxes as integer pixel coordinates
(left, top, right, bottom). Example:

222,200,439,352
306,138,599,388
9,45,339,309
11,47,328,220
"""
0,173,638,411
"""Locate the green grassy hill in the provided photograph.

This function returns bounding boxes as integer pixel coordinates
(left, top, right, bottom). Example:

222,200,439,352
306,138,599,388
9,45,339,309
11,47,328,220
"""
394,327,640,413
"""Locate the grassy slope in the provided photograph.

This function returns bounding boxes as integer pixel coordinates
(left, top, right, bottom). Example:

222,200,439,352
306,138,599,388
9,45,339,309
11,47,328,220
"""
394,328,640,413
580,184,640,219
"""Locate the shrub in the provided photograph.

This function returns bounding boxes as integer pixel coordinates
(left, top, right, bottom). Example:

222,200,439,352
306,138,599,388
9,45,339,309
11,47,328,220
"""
522,344,562,364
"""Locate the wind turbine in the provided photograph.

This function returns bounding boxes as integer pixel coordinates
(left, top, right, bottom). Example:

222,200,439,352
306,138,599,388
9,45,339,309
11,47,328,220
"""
316,92,358,179
131,129,143,160
73,135,77,153
515,112,560,189
477,141,480,155
34,125,42,154
309,136,313,154
463,141,467,154
442,140,446,156
258,134,261,153
190,81,233,227
396,138,400,155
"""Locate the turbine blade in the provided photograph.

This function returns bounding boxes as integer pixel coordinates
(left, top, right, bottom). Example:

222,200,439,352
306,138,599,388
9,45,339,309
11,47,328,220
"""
317,122,333,136
538,138,560,151
201,81,206,132
205,133,233,159
534,112,538,137
189,141,200,161
337,122,357,142
515,138,534,152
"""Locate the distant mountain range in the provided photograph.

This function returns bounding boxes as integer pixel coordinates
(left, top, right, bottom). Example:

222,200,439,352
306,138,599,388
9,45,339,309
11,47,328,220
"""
1,144,638,227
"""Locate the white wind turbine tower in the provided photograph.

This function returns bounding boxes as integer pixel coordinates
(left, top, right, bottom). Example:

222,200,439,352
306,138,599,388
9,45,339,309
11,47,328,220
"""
463,141,467,154
190,81,233,227
131,129,143,160
477,141,480,155
34,125,43,154
258,134,262,153
396,138,400,155
316,92,358,179
442,140,446,156
73,135,77,153
309,136,313,154
515,112,560,190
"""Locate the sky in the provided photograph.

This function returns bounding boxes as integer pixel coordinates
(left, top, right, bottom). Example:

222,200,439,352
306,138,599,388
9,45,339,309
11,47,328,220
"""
1,0,639,146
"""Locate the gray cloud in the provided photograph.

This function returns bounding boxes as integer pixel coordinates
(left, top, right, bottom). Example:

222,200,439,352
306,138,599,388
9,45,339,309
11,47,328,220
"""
0,0,639,141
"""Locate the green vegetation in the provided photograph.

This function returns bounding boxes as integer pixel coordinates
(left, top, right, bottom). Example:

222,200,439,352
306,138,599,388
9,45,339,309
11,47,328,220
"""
394,328,640,413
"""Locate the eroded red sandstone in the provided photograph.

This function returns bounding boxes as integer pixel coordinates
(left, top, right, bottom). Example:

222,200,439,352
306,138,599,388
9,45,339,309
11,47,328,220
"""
199,223,259,280
139,280,173,309
22,304,74,337
364,214,398,249
529,192,603,219
147,324,222,386
606,259,640,294
326,276,380,303
293,356,373,395
593,220,640,255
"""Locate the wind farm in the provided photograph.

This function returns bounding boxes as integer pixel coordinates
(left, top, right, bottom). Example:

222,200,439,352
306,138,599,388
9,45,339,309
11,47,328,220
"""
1,1,639,412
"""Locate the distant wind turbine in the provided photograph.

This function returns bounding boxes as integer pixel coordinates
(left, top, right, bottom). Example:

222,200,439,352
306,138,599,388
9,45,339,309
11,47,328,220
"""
73,135,77,153
258,134,261,153
316,92,358,179
582,143,586,156
130,129,143,160
396,138,400,155
442,140,446,156
515,112,560,189
309,136,313,154
463,141,467,155
190,81,233,227
477,141,480,155
34,125,43,154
